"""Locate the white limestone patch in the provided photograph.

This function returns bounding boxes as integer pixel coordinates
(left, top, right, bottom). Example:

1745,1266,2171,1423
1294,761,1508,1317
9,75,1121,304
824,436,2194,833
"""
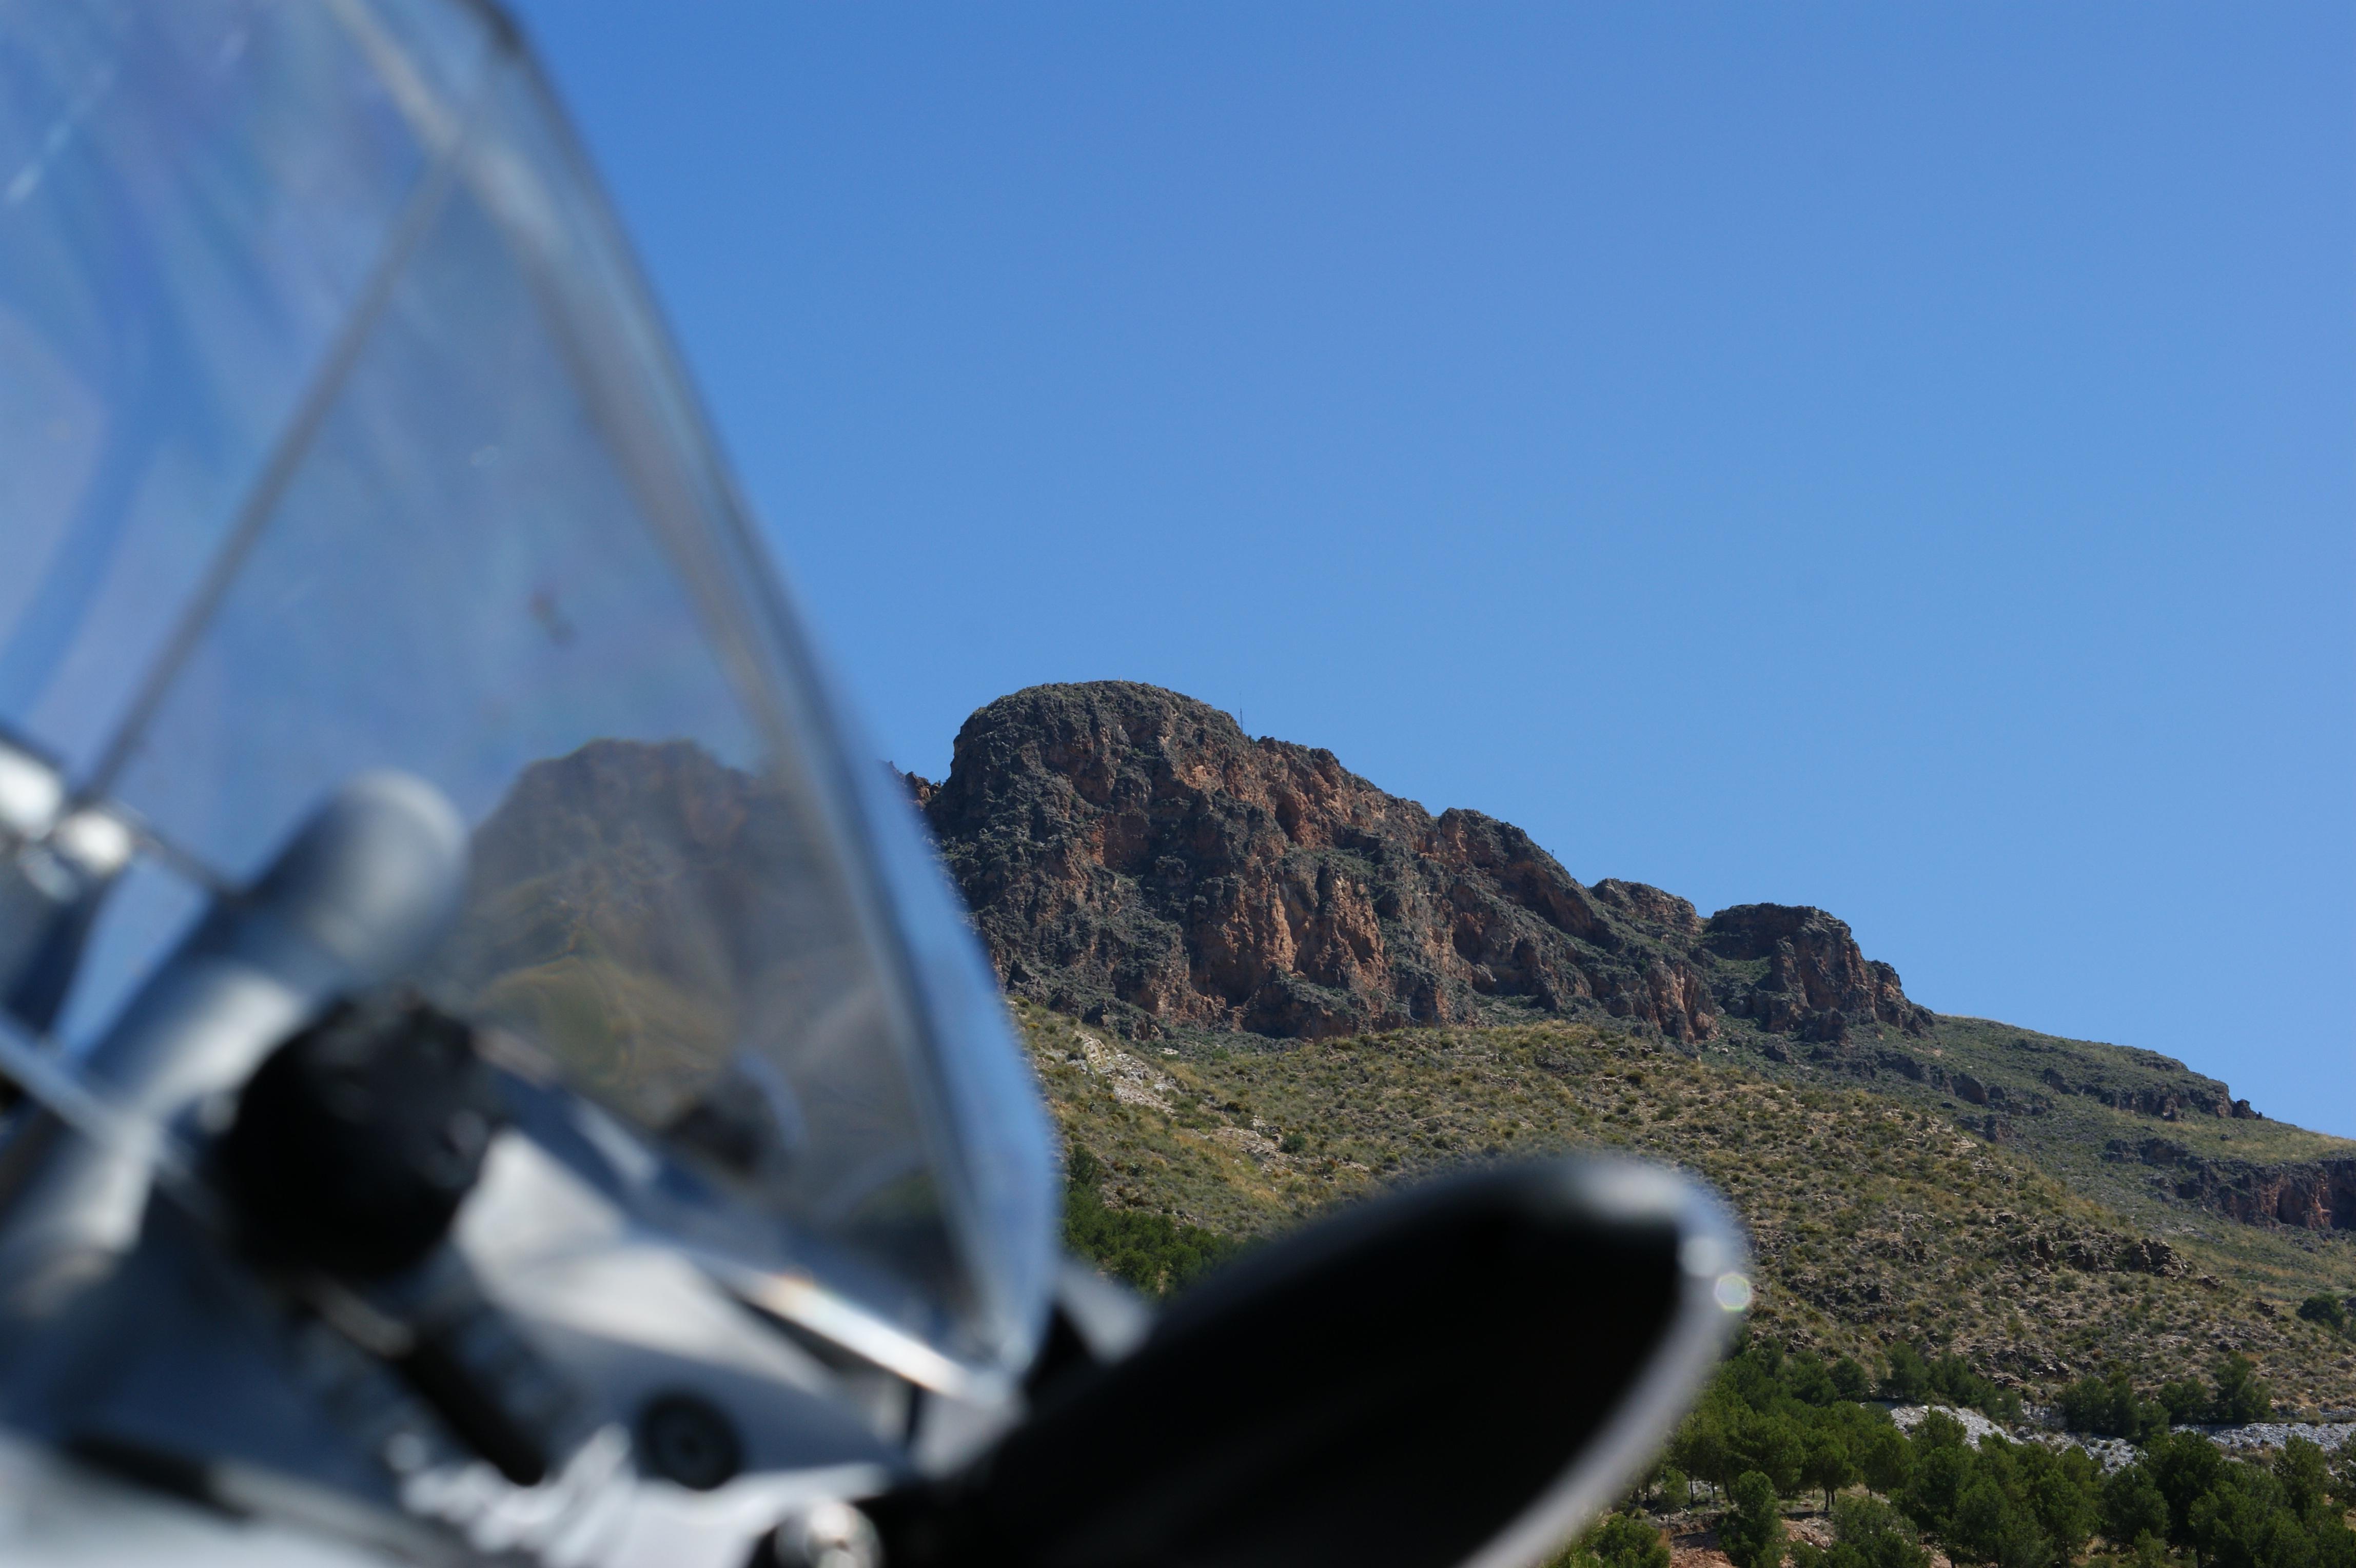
1890,1404,2010,1447
1073,1031,1177,1113
2196,1422,2356,1455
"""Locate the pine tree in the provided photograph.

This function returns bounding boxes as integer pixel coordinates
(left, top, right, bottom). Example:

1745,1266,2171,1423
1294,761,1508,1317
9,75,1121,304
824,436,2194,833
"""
1722,1471,1788,1568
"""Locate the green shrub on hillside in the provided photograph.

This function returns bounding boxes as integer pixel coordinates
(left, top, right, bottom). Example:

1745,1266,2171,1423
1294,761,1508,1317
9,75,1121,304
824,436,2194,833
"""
2143,1427,2232,1539
1720,1472,1788,1568
2101,1464,2170,1549
1880,1341,2023,1424
2043,1354,2283,1441
1061,1146,1244,1296
1591,1511,1671,1568
2276,1436,2332,1521
1790,1495,1929,1568
2296,1295,2347,1335
2210,1353,2275,1425
1883,1342,1932,1402
2328,1440,2356,1511
1540,1511,1669,1568
2058,1367,2169,1444
2159,1377,2212,1425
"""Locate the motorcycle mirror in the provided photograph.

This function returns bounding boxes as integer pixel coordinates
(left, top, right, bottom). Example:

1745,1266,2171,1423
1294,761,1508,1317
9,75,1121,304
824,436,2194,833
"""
862,1157,1747,1568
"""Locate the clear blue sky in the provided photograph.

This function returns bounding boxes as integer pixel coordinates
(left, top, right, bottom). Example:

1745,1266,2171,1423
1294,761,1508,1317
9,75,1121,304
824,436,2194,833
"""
507,4,2355,1135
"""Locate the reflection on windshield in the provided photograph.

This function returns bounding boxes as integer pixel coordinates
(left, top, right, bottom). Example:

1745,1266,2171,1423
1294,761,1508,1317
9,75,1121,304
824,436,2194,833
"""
444,739,808,1129
428,738,959,1323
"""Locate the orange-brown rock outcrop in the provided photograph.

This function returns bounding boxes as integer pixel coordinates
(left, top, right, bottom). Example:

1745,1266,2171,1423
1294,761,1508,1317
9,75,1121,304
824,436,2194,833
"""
912,682,1931,1046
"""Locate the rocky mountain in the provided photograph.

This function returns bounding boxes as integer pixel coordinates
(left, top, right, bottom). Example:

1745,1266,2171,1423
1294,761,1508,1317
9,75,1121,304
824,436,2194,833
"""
909,683,2356,1273
908,681,1930,1049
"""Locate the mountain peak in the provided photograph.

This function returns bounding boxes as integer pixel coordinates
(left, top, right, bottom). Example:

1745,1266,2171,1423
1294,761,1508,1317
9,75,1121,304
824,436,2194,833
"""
912,681,1928,1049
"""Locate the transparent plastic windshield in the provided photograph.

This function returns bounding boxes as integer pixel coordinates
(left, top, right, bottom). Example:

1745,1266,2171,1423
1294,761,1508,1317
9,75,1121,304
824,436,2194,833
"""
0,0,1055,1375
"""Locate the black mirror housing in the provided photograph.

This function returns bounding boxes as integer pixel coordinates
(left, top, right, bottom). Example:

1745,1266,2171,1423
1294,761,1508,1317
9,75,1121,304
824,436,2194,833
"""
871,1157,1746,1568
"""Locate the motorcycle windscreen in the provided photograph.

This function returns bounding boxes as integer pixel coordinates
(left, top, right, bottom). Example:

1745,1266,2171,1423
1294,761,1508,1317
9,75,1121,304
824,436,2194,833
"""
0,0,1057,1377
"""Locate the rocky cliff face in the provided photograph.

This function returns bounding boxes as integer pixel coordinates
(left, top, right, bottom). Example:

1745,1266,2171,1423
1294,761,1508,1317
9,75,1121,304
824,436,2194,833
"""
1705,903,1929,1043
2189,1160,2356,1231
2107,1140,2356,1231
912,682,1933,1047
2050,1069,2258,1122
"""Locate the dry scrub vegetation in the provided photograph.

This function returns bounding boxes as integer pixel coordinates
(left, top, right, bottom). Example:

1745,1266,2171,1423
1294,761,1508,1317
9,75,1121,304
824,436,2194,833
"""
1021,1002,2356,1409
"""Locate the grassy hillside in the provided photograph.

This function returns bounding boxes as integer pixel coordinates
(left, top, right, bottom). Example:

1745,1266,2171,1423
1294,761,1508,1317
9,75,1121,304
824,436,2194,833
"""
1713,1009,2356,1314
1021,1001,2356,1411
